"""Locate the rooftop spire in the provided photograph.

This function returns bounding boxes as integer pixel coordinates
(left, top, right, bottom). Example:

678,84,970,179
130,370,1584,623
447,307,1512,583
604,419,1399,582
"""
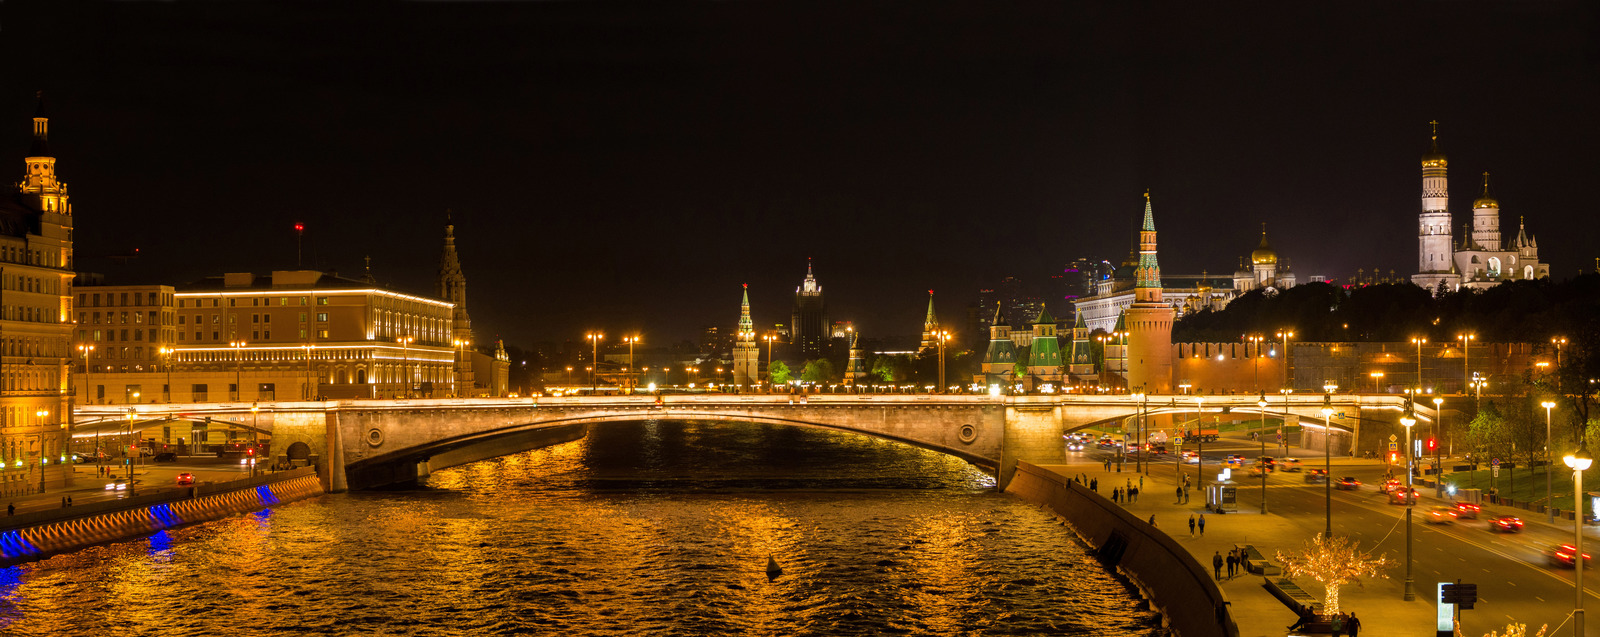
29,90,48,157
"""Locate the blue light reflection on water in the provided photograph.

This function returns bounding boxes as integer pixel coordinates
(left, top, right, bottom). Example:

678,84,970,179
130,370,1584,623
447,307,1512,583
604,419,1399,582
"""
146,530,172,557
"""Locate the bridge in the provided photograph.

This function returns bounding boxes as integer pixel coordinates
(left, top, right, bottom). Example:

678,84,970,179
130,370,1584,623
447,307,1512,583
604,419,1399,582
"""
75,393,1426,491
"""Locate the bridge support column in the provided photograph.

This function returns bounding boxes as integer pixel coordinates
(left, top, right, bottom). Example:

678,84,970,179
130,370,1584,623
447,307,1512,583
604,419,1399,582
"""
326,412,348,493
999,401,1067,490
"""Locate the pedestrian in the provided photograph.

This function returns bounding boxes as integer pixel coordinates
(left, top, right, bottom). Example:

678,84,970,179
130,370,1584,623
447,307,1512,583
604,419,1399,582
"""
5,503,11,516
1139,475,1144,491
1188,514,1196,537
1347,612,1360,637
1226,551,1236,577
1148,515,1156,527
1091,478,1098,492
60,497,66,508
1175,485,1183,504
1183,487,1189,504
1198,514,1206,537
1126,478,1131,493
1212,551,1223,579
1130,486,1139,502
66,496,72,506
1330,612,1345,637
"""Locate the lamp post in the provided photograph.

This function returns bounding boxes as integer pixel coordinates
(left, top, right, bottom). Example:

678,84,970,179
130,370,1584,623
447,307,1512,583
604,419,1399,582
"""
585,332,604,393
1279,388,1293,454
1563,442,1592,637
1114,330,1128,392
1258,392,1268,514
36,409,48,492
1433,396,1444,497
1543,400,1556,523
250,402,260,478
159,346,174,402
396,336,414,398
1552,337,1567,392
78,343,95,403
761,334,776,391
230,339,247,401
1194,396,1205,491
452,338,470,397
1096,335,1111,391
1321,392,1335,538
1247,334,1265,392
622,335,640,394
1458,333,1476,394
1132,391,1146,474
1276,329,1295,388
303,344,315,400
126,407,137,493
1400,406,1417,601
1370,371,1384,394
1411,337,1427,391
937,330,951,393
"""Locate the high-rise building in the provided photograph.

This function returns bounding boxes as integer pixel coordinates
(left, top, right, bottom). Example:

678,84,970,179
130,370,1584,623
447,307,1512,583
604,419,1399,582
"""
791,259,827,359
732,285,759,388
1125,193,1173,393
6,93,74,491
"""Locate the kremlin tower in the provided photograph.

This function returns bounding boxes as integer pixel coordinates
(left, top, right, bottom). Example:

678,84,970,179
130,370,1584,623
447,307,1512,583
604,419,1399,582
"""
1124,192,1173,393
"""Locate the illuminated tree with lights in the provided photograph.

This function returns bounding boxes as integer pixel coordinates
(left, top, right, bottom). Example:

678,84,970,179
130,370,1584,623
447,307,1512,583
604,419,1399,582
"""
1470,622,1546,637
1276,533,1391,615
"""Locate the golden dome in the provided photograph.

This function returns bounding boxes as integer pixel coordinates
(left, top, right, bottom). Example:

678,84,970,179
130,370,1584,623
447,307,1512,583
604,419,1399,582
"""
1473,171,1498,208
1250,226,1277,265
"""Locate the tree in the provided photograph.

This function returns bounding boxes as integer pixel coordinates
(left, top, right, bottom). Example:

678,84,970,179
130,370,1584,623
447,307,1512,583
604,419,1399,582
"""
1276,533,1391,615
1475,622,1546,637
768,360,792,385
801,359,835,383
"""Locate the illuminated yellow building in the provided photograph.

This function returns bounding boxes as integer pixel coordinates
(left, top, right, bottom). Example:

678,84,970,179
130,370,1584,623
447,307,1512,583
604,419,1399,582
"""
2,94,75,492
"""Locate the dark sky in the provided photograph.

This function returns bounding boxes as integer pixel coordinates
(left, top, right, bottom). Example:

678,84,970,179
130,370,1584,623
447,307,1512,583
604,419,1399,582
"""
5,2,1598,349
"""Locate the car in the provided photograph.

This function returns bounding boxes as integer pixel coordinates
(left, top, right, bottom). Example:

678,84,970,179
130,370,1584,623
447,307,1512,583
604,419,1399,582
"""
175,472,195,486
1388,488,1420,505
1280,458,1303,472
1488,516,1524,533
1378,480,1402,494
1224,454,1247,467
1182,451,1199,464
1425,506,1458,524
1546,544,1592,568
103,478,140,491
1066,441,1085,452
1258,456,1277,471
1305,469,1329,484
1336,477,1361,490
1454,502,1481,519
152,452,178,462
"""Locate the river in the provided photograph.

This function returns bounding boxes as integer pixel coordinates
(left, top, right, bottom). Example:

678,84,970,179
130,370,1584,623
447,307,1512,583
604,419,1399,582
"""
0,421,1165,636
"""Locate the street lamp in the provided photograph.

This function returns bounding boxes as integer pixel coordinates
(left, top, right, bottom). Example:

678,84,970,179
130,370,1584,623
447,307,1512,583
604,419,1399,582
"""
1370,371,1384,393
229,340,248,401
1257,392,1268,514
1563,442,1592,637
126,407,137,493
159,346,174,402
937,330,951,393
395,336,414,398
1552,337,1568,392
303,344,315,400
1410,337,1427,391
585,332,604,393
250,402,260,478
1321,393,1335,538
1194,396,1205,491
1457,333,1476,394
452,338,471,397
1246,334,1265,392
36,409,48,492
622,335,641,394
1276,329,1295,388
1132,391,1146,474
1543,400,1557,523
1096,334,1110,391
1400,406,1417,601
761,334,776,391
78,343,95,403
1279,388,1293,454
1433,396,1445,497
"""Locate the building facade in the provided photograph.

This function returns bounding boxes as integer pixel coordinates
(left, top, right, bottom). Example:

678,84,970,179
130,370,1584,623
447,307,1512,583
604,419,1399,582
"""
3,95,75,492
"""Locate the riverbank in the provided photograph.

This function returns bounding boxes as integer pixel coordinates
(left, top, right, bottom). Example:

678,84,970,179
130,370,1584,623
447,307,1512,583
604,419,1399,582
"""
0,467,323,567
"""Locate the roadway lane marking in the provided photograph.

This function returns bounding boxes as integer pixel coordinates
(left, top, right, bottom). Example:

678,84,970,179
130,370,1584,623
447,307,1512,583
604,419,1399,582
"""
1535,596,1544,602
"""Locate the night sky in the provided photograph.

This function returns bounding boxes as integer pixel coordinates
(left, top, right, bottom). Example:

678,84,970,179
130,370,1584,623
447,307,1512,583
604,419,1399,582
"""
5,2,1597,349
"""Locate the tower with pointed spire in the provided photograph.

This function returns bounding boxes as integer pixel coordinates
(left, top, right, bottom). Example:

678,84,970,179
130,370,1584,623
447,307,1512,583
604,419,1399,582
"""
791,259,827,360
976,303,1018,389
438,212,476,395
1067,310,1095,380
918,291,940,353
1449,171,1548,288
1413,121,1461,291
1025,308,1062,390
1125,192,1173,393
843,328,866,385
732,284,760,389
8,92,75,489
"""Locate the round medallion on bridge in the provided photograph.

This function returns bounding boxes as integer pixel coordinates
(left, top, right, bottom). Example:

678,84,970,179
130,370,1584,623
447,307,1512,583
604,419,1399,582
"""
366,428,384,447
958,424,978,444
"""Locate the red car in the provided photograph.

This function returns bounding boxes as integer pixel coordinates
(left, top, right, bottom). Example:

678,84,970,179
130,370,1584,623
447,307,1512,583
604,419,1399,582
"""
1454,502,1481,519
1546,544,1591,568
1378,480,1402,494
1336,477,1361,491
176,472,195,486
1488,516,1523,533
1388,488,1420,505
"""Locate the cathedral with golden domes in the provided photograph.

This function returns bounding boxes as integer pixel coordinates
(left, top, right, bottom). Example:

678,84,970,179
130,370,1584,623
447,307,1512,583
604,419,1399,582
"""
1411,122,1549,292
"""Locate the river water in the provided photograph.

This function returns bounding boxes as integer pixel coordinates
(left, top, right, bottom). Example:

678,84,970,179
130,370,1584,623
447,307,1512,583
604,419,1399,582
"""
0,421,1165,636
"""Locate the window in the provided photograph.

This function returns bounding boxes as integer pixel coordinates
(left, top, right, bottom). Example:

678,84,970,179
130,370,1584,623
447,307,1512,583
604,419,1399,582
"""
264,330,271,340
211,331,219,340
318,298,329,305
120,329,129,341
317,329,329,338
263,314,271,324
92,312,100,324
211,314,219,325
252,331,260,340
134,329,143,341
300,297,308,306
252,298,260,307
229,299,236,307
252,314,259,324
120,293,129,306
120,312,129,324
280,297,288,306
134,311,143,324
299,312,307,323
178,315,185,325
149,311,157,325
298,328,307,338
316,313,328,322
147,292,157,305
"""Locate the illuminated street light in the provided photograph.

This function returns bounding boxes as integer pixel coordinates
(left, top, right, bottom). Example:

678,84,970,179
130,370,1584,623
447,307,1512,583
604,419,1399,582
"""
1563,442,1592,637
1543,400,1557,523
1400,407,1417,601
1457,333,1476,394
586,332,604,393
1257,392,1268,514
1321,393,1334,538
1410,336,1427,391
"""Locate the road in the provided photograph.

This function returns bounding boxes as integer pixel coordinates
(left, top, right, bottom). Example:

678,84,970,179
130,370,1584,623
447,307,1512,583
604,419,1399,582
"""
1087,433,1594,636
13,456,264,514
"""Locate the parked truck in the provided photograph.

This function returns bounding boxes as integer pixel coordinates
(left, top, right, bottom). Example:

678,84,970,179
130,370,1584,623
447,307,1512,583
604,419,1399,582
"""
1181,428,1221,443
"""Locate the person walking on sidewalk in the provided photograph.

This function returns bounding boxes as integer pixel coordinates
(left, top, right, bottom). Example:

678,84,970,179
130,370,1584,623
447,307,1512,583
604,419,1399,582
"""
1188,514,1196,537
1225,551,1236,577
1198,514,1206,537
1148,515,1156,526
1175,485,1183,504
1346,612,1361,636
1212,551,1223,580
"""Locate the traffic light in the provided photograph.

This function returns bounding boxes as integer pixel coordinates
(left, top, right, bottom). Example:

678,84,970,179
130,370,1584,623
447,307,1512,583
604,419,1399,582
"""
246,447,255,456
1427,438,1437,451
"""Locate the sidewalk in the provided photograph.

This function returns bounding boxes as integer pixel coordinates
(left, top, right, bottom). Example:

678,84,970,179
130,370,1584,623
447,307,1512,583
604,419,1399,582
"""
1035,458,1432,637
